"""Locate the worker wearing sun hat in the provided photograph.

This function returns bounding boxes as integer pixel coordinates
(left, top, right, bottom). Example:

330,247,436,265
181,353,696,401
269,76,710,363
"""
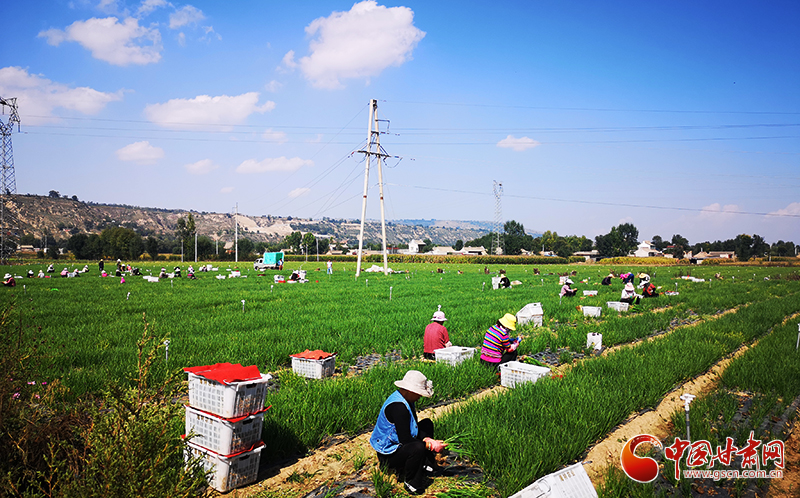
423,306,452,360
620,282,641,305
370,370,448,495
480,313,521,367
637,272,651,289
560,278,577,297
3,273,16,287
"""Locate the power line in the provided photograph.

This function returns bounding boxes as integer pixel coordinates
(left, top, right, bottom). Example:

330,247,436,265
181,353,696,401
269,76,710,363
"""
385,183,800,219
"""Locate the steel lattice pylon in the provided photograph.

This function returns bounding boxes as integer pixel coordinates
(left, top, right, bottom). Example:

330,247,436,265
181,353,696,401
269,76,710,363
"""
492,180,504,255
0,96,21,265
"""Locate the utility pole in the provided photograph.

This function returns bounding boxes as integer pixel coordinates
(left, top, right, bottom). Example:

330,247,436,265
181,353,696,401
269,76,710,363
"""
0,97,21,265
355,99,390,277
492,181,504,256
194,232,198,263
234,203,238,263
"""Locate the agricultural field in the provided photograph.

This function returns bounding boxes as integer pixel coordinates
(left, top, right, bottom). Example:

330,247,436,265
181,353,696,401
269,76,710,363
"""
2,260,799,497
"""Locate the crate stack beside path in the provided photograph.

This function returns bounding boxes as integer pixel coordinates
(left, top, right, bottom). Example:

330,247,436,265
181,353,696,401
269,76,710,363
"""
183,363,272,493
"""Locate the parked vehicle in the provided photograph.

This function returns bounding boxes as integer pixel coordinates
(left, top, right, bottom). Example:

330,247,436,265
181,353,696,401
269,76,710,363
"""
254,251,284,270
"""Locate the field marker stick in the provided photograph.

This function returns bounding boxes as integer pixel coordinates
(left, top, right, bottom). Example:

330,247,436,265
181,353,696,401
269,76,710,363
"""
127,292,130,300
389,286,393,300
23,284,25,293
796,324,799,350
242,300,246,313
366,279,368,287
482,282,485,291
680,394,696,441
164,340,170,366
271,285,273,293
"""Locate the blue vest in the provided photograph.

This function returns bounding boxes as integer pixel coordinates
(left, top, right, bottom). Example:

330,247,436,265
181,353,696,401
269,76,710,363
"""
370,390,418,455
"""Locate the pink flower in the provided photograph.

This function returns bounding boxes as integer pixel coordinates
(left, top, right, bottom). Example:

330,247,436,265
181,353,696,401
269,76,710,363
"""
12,393,20,399
27,381,35,385
41,381,47,386
34,394,40,399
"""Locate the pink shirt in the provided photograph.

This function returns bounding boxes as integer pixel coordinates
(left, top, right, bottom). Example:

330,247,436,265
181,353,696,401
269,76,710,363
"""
423,322,450,354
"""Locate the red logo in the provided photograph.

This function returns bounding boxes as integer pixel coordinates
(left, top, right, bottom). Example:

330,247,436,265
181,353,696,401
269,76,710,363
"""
621,434,662,483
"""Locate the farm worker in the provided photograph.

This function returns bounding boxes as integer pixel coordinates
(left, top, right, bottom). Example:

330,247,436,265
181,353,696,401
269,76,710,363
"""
480,313,520,367
637,273,651,289
46,264,54,273
60,267,68,277
278,258,284,271
601,273,614,286
98,259,104,273
37,269,45,278
560,278,577,297
423,308,451,360
159,267,167,278
81,265,89,273
174,266,182,278
370,370,447,495
642,282,659,298
26,269,34,278
620,282,641,305
327,260,333,274
3,273,16,287
619,272,634,284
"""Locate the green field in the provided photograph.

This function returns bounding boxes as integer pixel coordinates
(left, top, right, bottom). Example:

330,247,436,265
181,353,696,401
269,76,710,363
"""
2,260,798,496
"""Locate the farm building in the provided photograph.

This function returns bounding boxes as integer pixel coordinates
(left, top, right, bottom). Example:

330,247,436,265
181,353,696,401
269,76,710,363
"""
631,240,664,258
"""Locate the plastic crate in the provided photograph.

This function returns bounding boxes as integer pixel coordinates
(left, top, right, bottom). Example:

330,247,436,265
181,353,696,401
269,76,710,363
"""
185,440,264,493
291,356,335,379
516,303,544,328
508,462,597,498
606,301,630,312
582,290,598,296
582,306,601,317
434,346,475,366
187,372,271,419
185,406,265,456
491,276,502,289
500,361,551,388
586,333,602,351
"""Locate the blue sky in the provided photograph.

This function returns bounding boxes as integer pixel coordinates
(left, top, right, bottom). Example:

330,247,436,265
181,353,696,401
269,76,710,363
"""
1,0,798,245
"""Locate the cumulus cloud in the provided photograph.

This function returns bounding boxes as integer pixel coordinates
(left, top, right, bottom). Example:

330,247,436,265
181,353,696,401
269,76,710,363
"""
39,16,162,66
767,202,800,217
115,141,164,164
144,92,275,129
264,80,283,92
263,128,288,143
288,187,310,198
169,5,205,29
0,66,122,124
236,157,313,174
220,186,234,193
698,203,741,221
137,0,168,16
282,0,425,89
184,158,218,175
497,135,540,152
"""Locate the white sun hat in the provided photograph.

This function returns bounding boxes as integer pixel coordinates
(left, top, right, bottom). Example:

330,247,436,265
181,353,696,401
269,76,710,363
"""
394,370,434,397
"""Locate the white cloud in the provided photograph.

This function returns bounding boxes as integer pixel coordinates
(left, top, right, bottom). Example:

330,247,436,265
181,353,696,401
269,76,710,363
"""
169,5,204,29
263,128,288,143
97,0,129,16
137,0,168,16
698,203,741,221
236,157,313,174
220,186,234,194
39,16,162,66
144,92,275,129
283,0,425,89
767,202,800,217
288,187,310,198
177,32,186,46
115,141,164,164
306,134,323,143
497,135,540,152
0,66,122,124
264,80,283,92
184,158,218,175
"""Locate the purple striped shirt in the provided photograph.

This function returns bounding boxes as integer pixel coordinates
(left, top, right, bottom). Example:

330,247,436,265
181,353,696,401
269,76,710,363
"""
480,323,511,363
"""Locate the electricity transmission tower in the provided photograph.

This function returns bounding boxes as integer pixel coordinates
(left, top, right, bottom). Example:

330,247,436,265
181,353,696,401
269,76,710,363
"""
491,180,504,255
355,99,390,277
0,97,20,265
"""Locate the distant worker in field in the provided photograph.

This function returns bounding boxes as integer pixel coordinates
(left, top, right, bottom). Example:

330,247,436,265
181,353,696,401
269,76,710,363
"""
423,307,451,360
619,272,634,284
26,269,34,278
278,258,284,271
3,273,16,287
159,267,167,278
98,259,104,273
637,273,651,289
37,269,45,278
601,273,614,286
187,266,197,280
480,313,521,367
60,267,68,277
174,266,181,278
327,260,333,274
620,282,641,305
642,281,659,298
370,370,448,496
560,278,577,297
47,264,54,273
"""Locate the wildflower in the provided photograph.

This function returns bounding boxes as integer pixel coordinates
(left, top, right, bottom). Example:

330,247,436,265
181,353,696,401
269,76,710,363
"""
27,381,35,385
12,393,20,399
34,394,40,399
41,381,47,385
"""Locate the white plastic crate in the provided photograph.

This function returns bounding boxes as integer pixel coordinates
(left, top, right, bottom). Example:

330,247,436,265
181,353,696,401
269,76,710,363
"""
185,440,264,493
606,301,630,312
508,462,597,498
517,303,544,328
291,355,335,379
187,372,272,419
434,346,475,366
185,406,264,456
582,306,601,318
582,290,598,296
491,276,502,289
500,361,551,388
586,333,602,351
274,275,285,283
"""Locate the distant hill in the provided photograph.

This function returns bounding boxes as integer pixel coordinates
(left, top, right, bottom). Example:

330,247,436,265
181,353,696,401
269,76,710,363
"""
7,194,492,246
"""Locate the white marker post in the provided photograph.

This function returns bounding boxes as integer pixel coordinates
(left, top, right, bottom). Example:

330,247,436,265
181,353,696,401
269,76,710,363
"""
271,284,274,293
164,339,170,366
241,300,246,313
482,282,485,292
366,279,369,287
796,323,800,351
680,394,696,441
389,286,393,300
127,292,130,300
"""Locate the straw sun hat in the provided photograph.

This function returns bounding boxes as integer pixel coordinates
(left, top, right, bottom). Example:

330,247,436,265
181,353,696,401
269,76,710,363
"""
431,310,447,321
499,313,517,331
394,370,434,397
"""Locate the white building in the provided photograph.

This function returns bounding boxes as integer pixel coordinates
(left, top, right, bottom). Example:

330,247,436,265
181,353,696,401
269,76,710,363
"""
407,239,426,254
632,241,664,258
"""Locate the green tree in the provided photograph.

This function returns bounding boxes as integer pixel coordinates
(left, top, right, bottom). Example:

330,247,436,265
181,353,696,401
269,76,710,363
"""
197,236,215,259
19,233,36,246
666,234,689,259
146,236,159,261
67,233,89,259
238,237,255,257
503,220,528,255
734,234,754,261
595,223,639,258
301,232,316,255
48,190,60,198
100,227,143,260
175,213,196,261
651,235,666,251
284,232,302,253
454,239,464,251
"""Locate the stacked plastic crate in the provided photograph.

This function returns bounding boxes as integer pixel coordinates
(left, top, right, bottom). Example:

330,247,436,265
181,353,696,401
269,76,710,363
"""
183,363,272,493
